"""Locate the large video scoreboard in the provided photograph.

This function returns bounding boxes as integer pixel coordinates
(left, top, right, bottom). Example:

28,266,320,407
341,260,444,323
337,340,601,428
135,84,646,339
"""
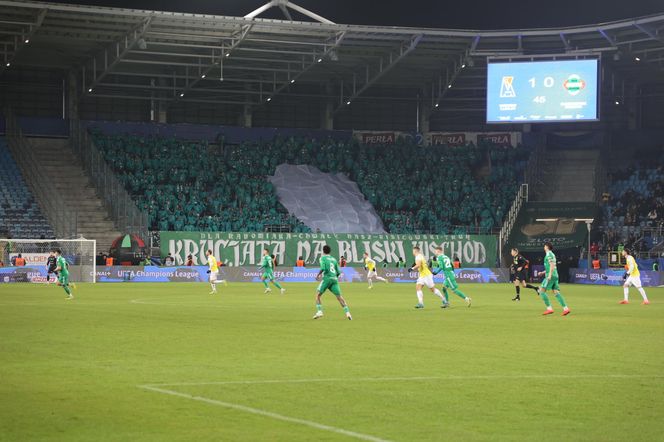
486,59,599,123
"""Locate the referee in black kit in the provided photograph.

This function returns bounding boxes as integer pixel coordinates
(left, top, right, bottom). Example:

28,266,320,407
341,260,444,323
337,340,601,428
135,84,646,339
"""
510,248,539,301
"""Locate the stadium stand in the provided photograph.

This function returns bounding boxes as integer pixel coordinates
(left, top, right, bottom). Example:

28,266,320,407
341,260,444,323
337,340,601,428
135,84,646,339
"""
90,130,530,234
0,137,54,239
600,150,664,251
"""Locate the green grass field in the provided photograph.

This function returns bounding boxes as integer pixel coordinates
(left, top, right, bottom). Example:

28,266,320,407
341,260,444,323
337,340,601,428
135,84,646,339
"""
1,281,663,441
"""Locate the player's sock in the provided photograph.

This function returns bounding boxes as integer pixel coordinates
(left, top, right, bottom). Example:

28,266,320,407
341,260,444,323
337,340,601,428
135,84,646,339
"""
416,290,424,305
526,284,539,292
539,291,551,307
554,292,567,308
515,286,521,296
637,288,648,302
316,303,323,312
343,306,350,314
623,287,629,301
63,285,71,295
442,288,449,303
377,277,387,282
262,280,269,288
273,281,283,289
368,278,373,288
453,289,467,300
433,288,445,301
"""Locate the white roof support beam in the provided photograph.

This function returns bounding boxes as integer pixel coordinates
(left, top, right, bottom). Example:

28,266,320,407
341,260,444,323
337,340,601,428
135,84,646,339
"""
0,8,46,74
633,22,664,44
171,23,253,100
598,29,617,46
82,16,152,95
334,33,422,113
263,31,345,103
245,0,335,25
559,32,571,51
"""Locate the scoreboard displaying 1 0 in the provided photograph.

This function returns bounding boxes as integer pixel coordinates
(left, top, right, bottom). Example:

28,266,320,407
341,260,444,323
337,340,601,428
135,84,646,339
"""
486,59,599,123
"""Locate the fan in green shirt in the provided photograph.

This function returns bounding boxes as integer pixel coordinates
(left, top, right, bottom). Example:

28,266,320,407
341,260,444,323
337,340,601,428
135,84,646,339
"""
537,242,570,316
313,245,352,320
260,249,285,294
432,247,472,308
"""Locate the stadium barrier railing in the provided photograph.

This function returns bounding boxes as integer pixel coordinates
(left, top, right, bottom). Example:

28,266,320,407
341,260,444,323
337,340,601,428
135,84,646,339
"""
498,183,528,264
4,107,78,238
70,119,148,241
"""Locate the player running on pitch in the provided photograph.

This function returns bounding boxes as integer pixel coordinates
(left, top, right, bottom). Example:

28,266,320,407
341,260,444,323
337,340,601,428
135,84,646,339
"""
537,242,570,316
363,252,388,289
619,248,649,305
205,249,227,294
313,245,352,320
409,246,446,309
510,248,539,301
260,248,285,294
46,250,57,284
432,246,471,307
54,249,75,299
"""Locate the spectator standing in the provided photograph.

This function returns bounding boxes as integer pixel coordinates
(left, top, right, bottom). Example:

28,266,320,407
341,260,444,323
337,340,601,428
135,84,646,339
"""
339,255,347,267
185,255,193,266
164,253,175,266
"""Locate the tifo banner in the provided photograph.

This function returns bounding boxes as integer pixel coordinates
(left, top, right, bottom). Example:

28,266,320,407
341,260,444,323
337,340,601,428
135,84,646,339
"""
509,202,598,251
570,268,662,287
160,232,497,268
427,132,521,147
9,253,50,266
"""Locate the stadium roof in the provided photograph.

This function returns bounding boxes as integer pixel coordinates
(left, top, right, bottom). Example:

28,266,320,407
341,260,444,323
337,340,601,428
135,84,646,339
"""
1,0,663,119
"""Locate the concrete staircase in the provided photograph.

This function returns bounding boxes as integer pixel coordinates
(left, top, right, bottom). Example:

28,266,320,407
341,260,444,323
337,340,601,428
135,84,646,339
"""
27,138,120,252
537,149,600,202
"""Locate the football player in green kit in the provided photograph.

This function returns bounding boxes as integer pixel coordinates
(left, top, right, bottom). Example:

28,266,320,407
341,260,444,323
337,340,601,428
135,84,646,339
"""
260,248,285,294
432,246,471,308
313,245,352,320
538,242,570,316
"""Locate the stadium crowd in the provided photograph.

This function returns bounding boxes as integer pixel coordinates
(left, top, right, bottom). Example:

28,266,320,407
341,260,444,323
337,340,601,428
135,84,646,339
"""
91,131,530,234
599,154,664,252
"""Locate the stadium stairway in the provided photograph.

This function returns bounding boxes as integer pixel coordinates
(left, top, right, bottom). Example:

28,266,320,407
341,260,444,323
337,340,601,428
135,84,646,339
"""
27,138,120,252
536,149,600,202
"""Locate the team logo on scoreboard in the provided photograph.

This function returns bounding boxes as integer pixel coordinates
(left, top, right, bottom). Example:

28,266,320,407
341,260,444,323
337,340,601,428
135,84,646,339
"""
563,74,586,96
500,76,516,98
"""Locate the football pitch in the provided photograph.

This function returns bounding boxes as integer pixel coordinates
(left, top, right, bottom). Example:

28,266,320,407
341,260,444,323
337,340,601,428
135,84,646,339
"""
1,282,663,441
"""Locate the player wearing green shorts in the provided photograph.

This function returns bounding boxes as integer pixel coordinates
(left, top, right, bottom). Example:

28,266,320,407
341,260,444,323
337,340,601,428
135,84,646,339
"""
432,247,471,308
537,242,570,316
313,245,352,320
54,249,75,300
260,248,285,294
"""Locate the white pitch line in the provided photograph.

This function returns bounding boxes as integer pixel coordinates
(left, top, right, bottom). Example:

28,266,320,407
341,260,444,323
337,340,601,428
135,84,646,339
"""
145,373,664,387
139,384,392,442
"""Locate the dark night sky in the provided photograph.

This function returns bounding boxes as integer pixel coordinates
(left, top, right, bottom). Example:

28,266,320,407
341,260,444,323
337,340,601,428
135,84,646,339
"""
48,0,664,30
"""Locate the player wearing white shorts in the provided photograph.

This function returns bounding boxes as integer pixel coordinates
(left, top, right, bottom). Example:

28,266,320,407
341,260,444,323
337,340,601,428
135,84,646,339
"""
409,246,446,309
619,248,649,305
206,249,227,294
363,252,388,289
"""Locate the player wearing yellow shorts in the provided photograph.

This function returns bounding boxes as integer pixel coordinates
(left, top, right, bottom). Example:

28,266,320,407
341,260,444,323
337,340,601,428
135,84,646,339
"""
409,246,446,309
619,248,649,305
363,252,388,289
